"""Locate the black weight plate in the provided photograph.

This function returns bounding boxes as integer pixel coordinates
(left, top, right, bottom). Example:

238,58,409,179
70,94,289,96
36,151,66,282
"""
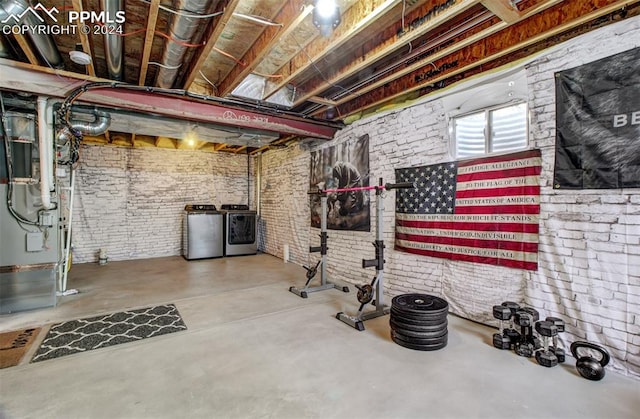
391,326,448,341
391,325,448,340
392,294,449,315
390,318,448,334
390,313,448,328
391,332,448,351
390,307,448,323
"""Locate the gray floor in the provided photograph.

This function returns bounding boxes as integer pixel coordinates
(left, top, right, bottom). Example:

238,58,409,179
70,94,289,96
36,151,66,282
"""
0,253,638,419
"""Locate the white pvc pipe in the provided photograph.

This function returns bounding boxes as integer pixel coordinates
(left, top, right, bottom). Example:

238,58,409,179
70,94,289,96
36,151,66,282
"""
37,96,54,209
45,101,55,190
61,168,75,293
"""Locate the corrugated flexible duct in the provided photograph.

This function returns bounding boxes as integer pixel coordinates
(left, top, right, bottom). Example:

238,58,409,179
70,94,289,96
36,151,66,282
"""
57,110,111,142
156,0,214,88
0,0,63,67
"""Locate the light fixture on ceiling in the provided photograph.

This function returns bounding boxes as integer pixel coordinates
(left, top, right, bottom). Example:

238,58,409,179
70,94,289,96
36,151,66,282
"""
69,51,92,66
312,0,341,37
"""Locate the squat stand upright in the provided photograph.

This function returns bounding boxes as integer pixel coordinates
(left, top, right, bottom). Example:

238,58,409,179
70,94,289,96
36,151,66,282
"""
289,192,350,298
336,178,414,331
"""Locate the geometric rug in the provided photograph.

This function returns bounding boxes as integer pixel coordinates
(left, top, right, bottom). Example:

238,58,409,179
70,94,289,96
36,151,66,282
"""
0,327,41,369
31,304,187,363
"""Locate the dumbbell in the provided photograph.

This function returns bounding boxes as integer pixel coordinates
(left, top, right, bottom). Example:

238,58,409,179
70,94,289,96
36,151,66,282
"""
513,308,540,357
534,321,559,367
492,305,512,350
501,301,522,345
545,317,565,363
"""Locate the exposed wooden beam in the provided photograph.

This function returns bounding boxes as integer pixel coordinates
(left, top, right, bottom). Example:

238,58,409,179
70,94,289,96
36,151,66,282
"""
250,144,269,155
287,0,483,106
481,0,521,23
217,2,313,96
308,96,338,106
214,143,228,151
333,0,635,118
12,34,39,65
233,145,247,154
263,0,408,100
138,0,161,85
182,0,242,90
72,0,96,76
315,0,560,113
196,141,208,150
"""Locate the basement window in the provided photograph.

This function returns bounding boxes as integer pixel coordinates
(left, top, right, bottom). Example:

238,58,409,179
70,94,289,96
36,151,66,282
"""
453,102,528,159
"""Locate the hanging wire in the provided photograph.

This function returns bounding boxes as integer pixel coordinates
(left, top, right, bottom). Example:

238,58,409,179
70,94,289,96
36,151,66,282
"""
138,0,223,19
233,12,283,27
198,70,219,95
288,32,350,97
213,47,246,66
149,61,183,70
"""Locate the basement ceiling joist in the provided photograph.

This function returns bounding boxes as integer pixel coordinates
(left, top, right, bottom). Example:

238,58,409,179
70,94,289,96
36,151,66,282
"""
0,0,637,150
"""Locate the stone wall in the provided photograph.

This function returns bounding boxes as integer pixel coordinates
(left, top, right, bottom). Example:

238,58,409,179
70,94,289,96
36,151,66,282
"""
257,17,640,378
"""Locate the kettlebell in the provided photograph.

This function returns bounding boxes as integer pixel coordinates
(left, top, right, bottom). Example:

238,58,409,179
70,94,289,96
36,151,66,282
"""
570,341,610,381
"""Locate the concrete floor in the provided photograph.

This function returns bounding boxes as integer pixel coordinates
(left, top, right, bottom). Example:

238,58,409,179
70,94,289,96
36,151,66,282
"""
0,253,638,419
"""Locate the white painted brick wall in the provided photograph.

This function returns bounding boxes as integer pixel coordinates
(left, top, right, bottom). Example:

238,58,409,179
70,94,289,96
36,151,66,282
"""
257,145,310,266
258,16,640,379
72,144,253,263
525,16,640,378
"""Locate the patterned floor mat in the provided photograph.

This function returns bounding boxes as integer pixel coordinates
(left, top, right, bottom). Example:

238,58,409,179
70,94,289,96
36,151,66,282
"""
31,304,187,362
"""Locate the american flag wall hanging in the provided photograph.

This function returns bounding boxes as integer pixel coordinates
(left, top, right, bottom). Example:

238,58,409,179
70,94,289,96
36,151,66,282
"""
394,149,542,271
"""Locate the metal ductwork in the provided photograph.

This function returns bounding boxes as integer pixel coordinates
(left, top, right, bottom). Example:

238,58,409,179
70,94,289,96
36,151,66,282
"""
58,110,111,141
0,36,11,58
156,0,213,88
101,0,123,80
0,0,63,68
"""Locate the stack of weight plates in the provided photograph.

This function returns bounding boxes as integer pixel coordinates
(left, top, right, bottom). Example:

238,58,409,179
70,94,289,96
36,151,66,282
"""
390,293,449,351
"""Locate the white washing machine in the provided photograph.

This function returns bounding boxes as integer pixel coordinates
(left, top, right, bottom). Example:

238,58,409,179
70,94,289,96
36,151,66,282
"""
220,204,257,256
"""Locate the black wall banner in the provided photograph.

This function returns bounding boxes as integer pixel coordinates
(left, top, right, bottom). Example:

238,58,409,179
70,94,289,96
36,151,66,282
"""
309,134,370,231
554,47,640,189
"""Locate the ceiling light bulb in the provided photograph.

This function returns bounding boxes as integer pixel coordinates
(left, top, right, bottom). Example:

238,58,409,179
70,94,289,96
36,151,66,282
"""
69,51,92,65
315,0,338,18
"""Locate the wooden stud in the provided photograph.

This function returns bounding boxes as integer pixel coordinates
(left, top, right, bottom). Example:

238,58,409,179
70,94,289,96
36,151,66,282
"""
138,0,161,86
182,0,243,91
287,0,483,106
263,0,410,100
12,34,40,65
481,0,521,23
71,0,96,76
308,96,338,106
217,3,313,96
333,0,635,118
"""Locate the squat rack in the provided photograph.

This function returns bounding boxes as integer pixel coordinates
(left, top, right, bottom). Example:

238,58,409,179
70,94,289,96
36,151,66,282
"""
291,178,413,330
289,190,350,298
334,178,414,330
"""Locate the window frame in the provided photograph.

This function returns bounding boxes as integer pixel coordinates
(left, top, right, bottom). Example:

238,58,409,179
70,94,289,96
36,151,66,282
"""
451,101,529,160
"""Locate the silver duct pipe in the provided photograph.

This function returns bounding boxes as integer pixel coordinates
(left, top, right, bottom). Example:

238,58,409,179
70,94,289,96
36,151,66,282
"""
57,110,111,141
0,35,11,58
156,0,213,88
0,0,63,67
101,0,123,80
